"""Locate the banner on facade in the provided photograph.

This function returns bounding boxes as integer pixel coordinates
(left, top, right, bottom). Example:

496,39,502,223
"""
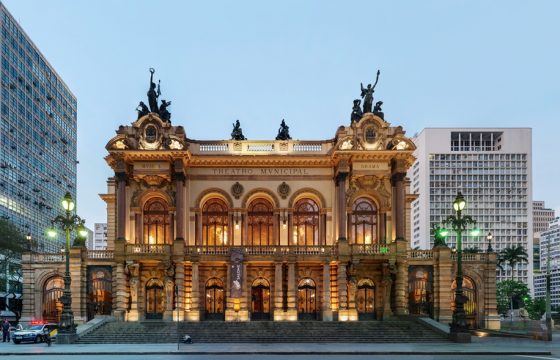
230,249,243,298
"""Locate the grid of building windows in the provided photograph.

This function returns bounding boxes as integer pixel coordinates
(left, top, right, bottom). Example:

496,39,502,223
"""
534,218,560,306
427,153,529,283
0,4,77,254
533,201,555,271
409,128,533,287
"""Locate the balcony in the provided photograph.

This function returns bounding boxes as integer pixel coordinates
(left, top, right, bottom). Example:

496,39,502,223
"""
31,253,64,263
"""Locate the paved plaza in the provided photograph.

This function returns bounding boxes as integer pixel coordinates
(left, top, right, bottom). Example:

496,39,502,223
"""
0,334,558,358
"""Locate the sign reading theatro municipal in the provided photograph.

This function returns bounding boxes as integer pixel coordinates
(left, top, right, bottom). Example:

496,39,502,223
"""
21,69,499,330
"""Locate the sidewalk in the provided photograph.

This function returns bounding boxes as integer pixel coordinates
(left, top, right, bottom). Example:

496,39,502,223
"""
0,335,558,356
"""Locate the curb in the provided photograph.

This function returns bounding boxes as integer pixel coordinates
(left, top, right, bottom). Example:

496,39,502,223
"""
0,351,553,356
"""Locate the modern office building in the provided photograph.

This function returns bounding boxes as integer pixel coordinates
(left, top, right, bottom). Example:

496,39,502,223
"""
90,223,108,250
409,128,533,285
533,201,555,271
0,3,77,253
534,217,560,307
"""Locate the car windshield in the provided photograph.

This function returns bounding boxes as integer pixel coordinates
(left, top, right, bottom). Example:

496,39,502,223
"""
26,325,43,331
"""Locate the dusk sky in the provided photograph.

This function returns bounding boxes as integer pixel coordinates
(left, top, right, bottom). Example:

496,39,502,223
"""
3,0,559,226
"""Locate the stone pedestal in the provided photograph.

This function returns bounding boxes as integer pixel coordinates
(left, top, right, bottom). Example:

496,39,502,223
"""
449,331,471,343
56,333,78,344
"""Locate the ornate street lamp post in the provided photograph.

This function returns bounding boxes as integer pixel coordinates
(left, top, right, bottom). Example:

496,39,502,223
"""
439,192,478,343
486,232,493,253
47,192,87,344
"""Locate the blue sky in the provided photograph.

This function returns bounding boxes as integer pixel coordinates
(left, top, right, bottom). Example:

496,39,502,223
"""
3,0,560,225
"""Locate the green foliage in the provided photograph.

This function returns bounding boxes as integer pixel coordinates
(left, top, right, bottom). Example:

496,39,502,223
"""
524,297,546,320
498,245,529,280
496,280,529,315
463,246,482,253
0,218,26,258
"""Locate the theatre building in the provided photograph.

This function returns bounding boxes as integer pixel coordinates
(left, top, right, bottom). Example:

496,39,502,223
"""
20,92,500,330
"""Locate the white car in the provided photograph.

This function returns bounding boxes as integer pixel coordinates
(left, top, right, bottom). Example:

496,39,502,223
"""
12,323,57,344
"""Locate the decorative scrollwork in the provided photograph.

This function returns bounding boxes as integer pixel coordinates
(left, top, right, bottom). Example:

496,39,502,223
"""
277,182,290,199
231,182,244,199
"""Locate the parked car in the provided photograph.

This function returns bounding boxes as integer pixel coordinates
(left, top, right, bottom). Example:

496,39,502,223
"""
12,323,58,344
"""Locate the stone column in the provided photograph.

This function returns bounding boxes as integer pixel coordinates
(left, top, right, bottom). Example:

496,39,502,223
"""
115,171,127,241
286,261,297,320
379,212,387,244
485,252,500,330
173,263,184,321
186,261,200,321
393,240,409,315
175,171,186,241
433,246,452,324
322,261,332,321
337,262,348,311
127,263,140,321
134,213,142,243
274,261,284,320
113,261,127,321
391,172,406,241
336,172,349,242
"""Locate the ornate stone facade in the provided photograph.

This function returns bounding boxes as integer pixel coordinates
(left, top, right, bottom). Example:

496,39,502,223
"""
21,111,499,330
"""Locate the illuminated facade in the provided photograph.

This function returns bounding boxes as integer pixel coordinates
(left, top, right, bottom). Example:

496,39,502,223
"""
21,100,499,330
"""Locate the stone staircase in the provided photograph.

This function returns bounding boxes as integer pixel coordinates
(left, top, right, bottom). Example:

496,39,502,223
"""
76,317,449,343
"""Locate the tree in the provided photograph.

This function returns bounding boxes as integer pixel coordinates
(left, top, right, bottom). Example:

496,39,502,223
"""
524,297,546,321
496,280,529,316
498,245,528,281
0,219,26,323
431,224,447,247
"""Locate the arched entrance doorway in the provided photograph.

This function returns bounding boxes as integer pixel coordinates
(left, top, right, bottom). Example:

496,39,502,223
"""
87,267,112,321
408,266,433,317
297,278,316,320
205,277,225,321
43,277,63,323
357,278,376,320
145,278,165,319
251,277,270,320
451,277,478,329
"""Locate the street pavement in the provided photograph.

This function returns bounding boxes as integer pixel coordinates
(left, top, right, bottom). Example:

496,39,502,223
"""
0,333,558,357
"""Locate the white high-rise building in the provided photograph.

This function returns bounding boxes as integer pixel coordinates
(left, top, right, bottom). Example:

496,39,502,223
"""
533,201,555,271
534,217,560,306
92,223,108,250
409,128,533,285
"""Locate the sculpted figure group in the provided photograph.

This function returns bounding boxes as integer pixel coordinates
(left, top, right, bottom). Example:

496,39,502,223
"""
136,68,172,122
351,69,385,122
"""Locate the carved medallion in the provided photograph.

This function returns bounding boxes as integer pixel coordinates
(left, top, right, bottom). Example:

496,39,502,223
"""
231,182,244,199
277,181,290,199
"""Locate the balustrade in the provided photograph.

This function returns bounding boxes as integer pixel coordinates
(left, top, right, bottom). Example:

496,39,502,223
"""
126,244,171,254
87,250,114,259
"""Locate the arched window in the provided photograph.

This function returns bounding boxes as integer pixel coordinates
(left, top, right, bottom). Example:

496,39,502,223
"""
202,199,229,249
248,199,274,246
87,267,112,321
293,198,320,246
451,277,477,328
350,197,377,244
143,198,171,244
43,277,64,323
